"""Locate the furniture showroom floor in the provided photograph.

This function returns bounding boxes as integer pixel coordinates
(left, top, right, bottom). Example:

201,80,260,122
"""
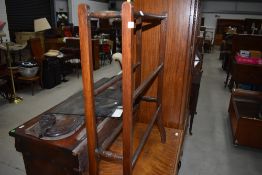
0,48,262,175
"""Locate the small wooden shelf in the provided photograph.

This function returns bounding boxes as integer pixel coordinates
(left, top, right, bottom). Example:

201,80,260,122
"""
98,123,183,175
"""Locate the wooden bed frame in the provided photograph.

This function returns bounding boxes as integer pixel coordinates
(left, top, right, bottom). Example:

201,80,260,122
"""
78,2,168,175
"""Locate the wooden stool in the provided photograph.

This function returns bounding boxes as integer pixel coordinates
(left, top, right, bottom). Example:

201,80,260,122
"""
17,76,40,96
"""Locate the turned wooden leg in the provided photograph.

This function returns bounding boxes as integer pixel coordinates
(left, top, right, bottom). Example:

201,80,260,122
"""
156,113,166,143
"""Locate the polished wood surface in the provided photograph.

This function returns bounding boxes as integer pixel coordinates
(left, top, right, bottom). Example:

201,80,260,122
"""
79,4,99,175
121,3,134,174
99,123,183,175
134,0,198,129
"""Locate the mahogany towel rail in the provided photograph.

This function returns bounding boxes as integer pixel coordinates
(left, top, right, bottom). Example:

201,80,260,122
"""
78,2,168,175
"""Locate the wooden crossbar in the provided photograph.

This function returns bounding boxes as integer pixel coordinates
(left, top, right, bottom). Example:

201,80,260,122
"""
133,63,163,101
132,105,161,167
134,11,167,21
89,11,121,19
89,10,167,21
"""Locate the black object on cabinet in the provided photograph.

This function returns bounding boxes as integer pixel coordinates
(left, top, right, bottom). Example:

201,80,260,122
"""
42,57,61,89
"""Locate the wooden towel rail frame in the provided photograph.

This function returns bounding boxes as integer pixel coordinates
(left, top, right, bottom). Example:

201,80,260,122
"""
78,2,167,175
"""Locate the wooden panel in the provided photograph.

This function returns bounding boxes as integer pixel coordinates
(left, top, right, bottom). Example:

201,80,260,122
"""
98,123,183,175
134,0,195,128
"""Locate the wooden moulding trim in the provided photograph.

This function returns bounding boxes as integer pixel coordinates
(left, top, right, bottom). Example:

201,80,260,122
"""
133,63,164,101
132,105,161,167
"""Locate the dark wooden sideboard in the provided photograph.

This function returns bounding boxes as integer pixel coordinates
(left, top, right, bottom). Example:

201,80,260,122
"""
228,89,262,149
9,79,184,175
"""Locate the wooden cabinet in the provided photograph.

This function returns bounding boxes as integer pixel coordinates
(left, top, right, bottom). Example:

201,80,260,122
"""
9,92,88,175
134,0,200,129
228,89,262,149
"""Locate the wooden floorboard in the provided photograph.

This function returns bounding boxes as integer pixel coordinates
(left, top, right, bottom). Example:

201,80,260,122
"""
98,123,183,175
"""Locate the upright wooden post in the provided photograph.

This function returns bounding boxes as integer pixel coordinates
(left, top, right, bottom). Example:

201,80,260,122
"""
157,16,168,143
122,2,134,175
78,4,98,175
135,17,142,89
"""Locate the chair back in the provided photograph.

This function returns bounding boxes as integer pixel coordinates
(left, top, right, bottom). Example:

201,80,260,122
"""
28,38,44,62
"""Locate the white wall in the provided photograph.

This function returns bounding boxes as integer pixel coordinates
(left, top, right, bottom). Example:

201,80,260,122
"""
115,1,124,11
201,1,262,29
202,1,262,13
0,0,10,41
69,0,108,26
55,0,68,12
202,13,262,29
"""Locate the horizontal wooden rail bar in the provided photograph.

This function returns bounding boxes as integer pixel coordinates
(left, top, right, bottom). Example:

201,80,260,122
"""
89,10,166,21
141,96,158,103
98,149,123,162
99,103,140,162
133,63,163,101
94,74,122,96
101,121,123,150
132,62,141,72
89,11,121,19
132,105,161,167
134,11,167,21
